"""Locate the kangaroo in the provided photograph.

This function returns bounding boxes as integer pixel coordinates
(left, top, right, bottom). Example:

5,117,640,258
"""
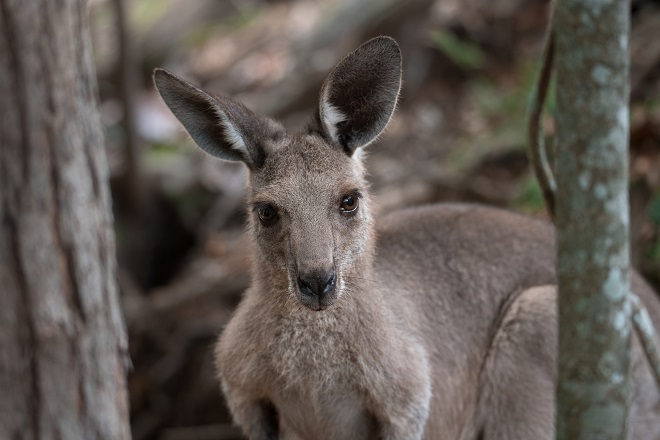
154,37,660,440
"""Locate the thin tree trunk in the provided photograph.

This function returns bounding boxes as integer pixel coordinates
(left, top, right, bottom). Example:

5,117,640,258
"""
0,0,131,438
112,0,145,218
554,0,632,438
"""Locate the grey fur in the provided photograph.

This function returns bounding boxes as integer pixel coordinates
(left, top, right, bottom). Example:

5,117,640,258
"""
154,36,660,440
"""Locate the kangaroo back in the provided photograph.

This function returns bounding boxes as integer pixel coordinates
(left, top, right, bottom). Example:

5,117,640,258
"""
154,37,660,440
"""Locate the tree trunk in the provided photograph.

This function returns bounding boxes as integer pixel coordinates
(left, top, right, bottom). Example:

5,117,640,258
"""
554,0,632,438
0,1,131,439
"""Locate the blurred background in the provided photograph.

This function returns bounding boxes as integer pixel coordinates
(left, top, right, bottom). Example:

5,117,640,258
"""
87,0,660,438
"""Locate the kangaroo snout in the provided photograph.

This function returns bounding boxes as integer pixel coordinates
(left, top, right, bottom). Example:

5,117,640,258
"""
296,268,336,311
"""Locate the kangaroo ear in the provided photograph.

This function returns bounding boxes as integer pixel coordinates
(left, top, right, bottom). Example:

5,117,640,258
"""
153,69,285,168
318,36,402,155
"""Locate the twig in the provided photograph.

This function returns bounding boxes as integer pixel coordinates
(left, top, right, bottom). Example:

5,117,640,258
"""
527,30,557,218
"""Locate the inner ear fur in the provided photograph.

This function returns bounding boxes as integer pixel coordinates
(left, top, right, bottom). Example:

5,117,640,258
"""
317,36,402,155
153,68,285,169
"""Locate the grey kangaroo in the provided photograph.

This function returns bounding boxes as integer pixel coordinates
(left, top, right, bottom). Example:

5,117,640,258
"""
154,37,660,440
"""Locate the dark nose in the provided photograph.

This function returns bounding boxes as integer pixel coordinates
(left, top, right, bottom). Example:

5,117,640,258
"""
297,269,336,300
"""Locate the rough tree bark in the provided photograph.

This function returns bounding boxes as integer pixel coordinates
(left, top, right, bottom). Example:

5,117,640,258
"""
554,0,632,438
0,1,131,439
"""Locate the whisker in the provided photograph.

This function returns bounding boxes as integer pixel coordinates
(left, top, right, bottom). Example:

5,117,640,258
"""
342,275,378,283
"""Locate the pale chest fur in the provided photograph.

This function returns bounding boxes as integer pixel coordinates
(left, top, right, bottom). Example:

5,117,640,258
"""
270,310,359,381
221,304,380,439
273,382,377,440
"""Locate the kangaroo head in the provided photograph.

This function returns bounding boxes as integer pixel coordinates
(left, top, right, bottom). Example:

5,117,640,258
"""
154,37,402,311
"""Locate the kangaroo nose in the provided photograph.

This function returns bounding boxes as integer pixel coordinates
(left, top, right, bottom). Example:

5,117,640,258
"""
297,269,336,299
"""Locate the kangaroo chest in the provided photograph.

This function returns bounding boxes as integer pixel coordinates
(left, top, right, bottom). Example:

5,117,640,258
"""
259,312,379,439
271,378,378,440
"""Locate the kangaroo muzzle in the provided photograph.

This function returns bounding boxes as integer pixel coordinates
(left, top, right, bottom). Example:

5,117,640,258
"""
296,268,336,311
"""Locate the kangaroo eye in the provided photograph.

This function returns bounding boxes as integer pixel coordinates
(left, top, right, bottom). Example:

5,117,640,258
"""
257,204,279,226
340,194,359,214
